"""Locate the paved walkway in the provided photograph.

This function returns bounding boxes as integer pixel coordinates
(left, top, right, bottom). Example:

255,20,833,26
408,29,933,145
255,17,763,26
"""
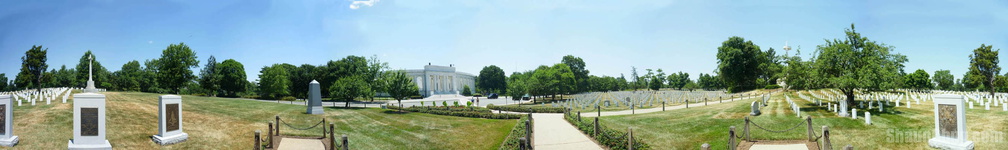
531,113,604,150
277,138,325,150
748,144,809,150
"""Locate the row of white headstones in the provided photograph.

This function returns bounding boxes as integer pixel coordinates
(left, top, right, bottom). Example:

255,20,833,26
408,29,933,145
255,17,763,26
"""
0,87,109,106
793,89,1008,126
548,90,735,109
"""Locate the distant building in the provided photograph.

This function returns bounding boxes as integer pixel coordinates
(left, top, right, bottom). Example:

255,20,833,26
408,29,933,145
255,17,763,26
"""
403,64,476,97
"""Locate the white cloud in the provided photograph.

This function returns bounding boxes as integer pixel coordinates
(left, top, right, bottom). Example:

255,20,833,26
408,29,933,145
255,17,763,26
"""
349,0,379,10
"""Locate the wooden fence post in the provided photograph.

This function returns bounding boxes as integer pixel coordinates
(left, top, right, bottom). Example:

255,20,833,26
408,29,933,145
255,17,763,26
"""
823,126,831,150
275,116,280,136
628,127,634,150
341,135,349,150
519,138,527,150
577,111,581,122
807,116,814,142
525,119,532,147
744,117,751,141
254,130,261,150
593,118,599,137
329,123,335,150
268,122,274,148
729,126,736,150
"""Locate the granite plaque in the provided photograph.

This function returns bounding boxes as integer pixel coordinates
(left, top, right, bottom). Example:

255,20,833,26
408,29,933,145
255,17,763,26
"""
938,104,957,138
81,108,99,136
166,104,179,131
0,104,5,135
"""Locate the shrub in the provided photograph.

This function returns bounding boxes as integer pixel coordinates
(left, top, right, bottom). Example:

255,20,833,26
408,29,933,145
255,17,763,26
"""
443,101,448,107
499,116,530,150
454,101,459,107
420,101,425,106
487,104,566,113
564,112,650,150
765,84,782,89
386,105,520,119
280,96,297,101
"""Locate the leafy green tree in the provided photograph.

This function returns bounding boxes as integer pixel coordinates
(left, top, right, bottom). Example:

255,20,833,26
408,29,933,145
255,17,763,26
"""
551,63,575,96
75,50,111,89
461,85,472,96
142,59,164,93
382,70,420,109
630,66,641,90
157,43,200,94
716,37,766,92
330,75,370,107
648,76,662,91
784,55,813,90
198,56,220,96
113,60,144,91
365,55,389,101
289,64,317,99
322,56,368,98
54,65,76,87
477,65,507,94
16,45,48,92
813,24,907,105
258,64,290,99
562,55,589,93
0,73,8,92
933,70,954,90
966,44,1000,97
218,59,247,97
507,71,530,100
904,69,933,91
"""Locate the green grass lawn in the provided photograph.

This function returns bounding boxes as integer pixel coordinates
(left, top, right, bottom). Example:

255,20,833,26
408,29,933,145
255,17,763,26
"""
12,91,515,149
592,90,1008,149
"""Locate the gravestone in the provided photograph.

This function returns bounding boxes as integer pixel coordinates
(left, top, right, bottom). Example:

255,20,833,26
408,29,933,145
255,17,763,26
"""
928,94,973,150
749,101,761,116
851,109,857,119
865,112,872,125
839,102,849,117
0,95,17,147
68,93,112,150
306,80,323,114
152,95,188,145
1003,103,1007,111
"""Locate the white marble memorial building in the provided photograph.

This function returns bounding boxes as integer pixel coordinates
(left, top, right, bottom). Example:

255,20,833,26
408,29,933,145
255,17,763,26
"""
403,64,476,97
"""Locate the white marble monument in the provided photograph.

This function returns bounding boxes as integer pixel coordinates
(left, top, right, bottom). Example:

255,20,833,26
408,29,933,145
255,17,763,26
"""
307,80,323,114
0,95,18,147
67,92,112,150
928,94,973,150
153,95,188,145
85,54,97,93
749,101,761,116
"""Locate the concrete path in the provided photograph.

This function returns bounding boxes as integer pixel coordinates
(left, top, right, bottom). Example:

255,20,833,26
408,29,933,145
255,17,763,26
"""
277,138,325,150
532,113,604,150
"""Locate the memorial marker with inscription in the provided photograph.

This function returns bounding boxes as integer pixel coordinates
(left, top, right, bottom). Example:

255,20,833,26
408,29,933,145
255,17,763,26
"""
153,95,188,145
0,95,17,147
68,92,112,150
928,94,973,150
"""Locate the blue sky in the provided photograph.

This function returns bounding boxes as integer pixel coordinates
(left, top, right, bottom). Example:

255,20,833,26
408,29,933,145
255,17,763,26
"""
2,0,1007,83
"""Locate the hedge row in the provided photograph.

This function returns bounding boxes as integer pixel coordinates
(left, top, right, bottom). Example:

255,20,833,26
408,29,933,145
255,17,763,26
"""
565,112,650,150
487,104,566,113
498,116,530,150
387,105,521,119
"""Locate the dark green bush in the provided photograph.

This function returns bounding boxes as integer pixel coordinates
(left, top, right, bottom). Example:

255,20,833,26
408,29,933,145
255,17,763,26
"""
487,104,566,113
499,116,530,150
765,84,782,89
386,105,521,119
280,96,297,101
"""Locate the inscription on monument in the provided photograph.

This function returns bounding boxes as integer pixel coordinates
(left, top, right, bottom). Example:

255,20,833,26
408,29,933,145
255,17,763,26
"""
166,104,180,131
0,104,5,135
82,108,99,136
938,104,957,138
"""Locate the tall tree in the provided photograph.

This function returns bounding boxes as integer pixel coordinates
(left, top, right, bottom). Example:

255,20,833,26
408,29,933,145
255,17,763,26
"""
716,36,763,92
199,56,220,96
258,64,290,99
904,69,932,91
0,73,7,92
630,66,640,90
322,56,368,98
142,59,163,93
289,64,316,99
113,60,144,91
814,24,907,106
75,50,110,89
966,44,1000,97
17,45,48,92
382,70,420,109
157,43,200,94
330,75,370,107
477,65,506,94
55,65,76,87
562,55,589,93
218,59,247,97
933,70,954,90
552,63,575,96
365,55,389,101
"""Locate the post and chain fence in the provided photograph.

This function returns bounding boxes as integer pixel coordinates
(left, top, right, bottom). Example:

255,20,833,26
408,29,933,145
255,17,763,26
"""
255,116,349,150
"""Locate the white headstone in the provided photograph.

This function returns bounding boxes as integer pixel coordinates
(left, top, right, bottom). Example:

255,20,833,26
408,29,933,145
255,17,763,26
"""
1003,103,1007,111
928,94,973,150
306,80,323,114
68,93,112,149
153,95,188,145
985,102,990,110
0,95,18,146
851,109,857,119
865,112,872,125
749,101,761,116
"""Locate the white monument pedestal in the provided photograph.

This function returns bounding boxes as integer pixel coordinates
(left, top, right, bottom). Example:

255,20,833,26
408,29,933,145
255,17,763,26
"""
152,95,188,145
306,80,323,114
68,93,112,150
928,94,974,150
0,95,18,147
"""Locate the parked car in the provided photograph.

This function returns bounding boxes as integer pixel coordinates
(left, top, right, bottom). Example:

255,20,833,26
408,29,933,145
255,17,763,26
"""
521,94,531,100
487,93,499,99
